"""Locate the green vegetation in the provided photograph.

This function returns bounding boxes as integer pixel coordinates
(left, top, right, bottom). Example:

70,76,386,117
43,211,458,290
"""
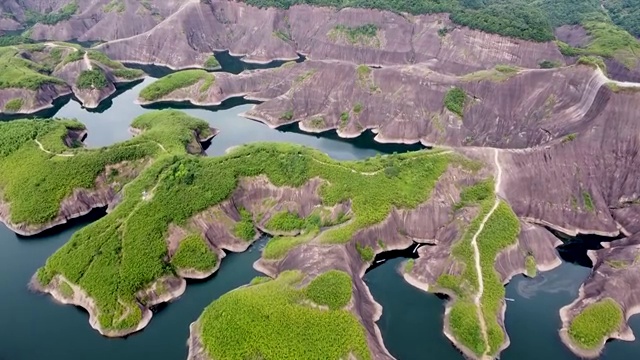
0,47,65,90
568,298,623,349
525,255,536,277
103,0,126,13
539,60,562,69
453,179,493,211
0,35,33,47
113,68,145,80
305,270,352,309
203,55,220,69
353,102,363,114
1,110,210,227
356,243,375,262
234,208,256,241
604,0,640,37
562,133,577,143
444,87,467,117
582,191,595,212
139,70,214,101
25,2,78,26
273,29,292,42
435,178,520,356
4,98,24,113
606,259,629,269
262,229,318,259
76,69,108,89
199,73,216,93
62,49,86,65
265,210,305,232
32,123,462,332
281,109,294,121
329,24,380,47
250,276,272,285
405,259,415,273
59,281,74,298
462,65,520,83
577,56,607,72
340,112,349,127
171,235,218,272
199,270,370,359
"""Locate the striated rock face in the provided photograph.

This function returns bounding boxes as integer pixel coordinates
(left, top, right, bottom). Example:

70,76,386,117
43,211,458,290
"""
0,83,71,114
499,88,640,237
143,60,602,148
26,0,181,42
91,1,563,71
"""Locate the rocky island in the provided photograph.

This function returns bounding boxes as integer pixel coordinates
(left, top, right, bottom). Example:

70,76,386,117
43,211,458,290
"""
0,42,144,114
1,0,640,359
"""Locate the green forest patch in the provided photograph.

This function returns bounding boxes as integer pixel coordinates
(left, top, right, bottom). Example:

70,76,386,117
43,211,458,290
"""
198,270,370,360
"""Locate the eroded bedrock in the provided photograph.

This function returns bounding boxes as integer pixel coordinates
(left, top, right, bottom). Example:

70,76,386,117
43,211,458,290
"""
0,42,145,115
136,60,609,148
21,0,562,72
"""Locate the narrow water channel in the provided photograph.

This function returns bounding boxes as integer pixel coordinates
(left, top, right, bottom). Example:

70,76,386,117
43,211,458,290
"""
365,234,640,360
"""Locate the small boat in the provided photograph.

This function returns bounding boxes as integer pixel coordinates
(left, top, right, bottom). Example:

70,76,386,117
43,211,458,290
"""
505,298,515,302
375,259,385,264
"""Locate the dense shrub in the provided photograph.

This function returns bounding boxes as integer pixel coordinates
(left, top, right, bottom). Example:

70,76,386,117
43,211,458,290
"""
199,271,371,359
76,69,108,89
444,87,466,117
171,235,218,272
265,210,305,232
4,98,24,112
568,298,623,349
305,270,352,309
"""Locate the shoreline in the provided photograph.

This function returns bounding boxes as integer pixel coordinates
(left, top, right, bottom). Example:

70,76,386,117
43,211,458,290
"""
558,288,640,358
30,274,187,337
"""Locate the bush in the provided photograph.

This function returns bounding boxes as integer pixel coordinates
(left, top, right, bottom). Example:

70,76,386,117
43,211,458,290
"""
568,298,623,349
4,98,24,112
203,55,220,69
356,243,375,262
76,69,108,89
171,234,217,272
265,210,305,232
305,270,353,309
444,87,467,117
234,208,256,241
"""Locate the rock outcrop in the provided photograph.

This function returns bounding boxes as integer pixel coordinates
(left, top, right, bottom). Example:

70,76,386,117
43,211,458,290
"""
89,1,563,71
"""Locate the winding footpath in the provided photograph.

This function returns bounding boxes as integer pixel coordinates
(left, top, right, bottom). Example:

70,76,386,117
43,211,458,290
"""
34,139,75,157
469,148,502,358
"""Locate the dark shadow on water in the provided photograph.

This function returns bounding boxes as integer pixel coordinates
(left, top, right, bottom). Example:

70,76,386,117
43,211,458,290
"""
82,79,145,113
17,207,107,240
214,50,306,75
366,242,422,274
0,94,72,121
141,96,260,112
279,124,426,154
548,228,624,268
123,63,174,79
124,51,305,78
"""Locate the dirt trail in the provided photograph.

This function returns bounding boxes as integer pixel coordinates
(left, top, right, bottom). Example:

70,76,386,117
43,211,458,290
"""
34,139,75,157
468,148,502,358
310,150,453,176
84,52,93,70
